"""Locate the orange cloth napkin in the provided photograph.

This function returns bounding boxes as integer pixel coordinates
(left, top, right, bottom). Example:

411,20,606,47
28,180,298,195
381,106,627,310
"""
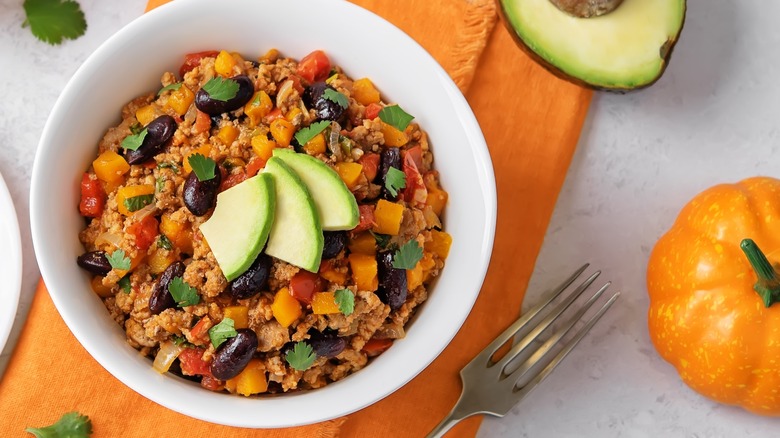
0,0,592,436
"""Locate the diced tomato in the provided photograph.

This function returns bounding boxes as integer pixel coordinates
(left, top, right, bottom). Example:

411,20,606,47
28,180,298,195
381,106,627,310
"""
265,108,283,123
289,270,321,304
219,169,247,192
189,317,212,346
245,157,265,177
142,160,158,169
362,338,393,356
288,74,305,94
364,103,382,121
200,375,224,392
179,50,219,78
79,173,106,218
401,151,427,207
403,145,424,170
296,50,331,83
358,153,380,182
127,215,159,251
352,204,375,233
193,110,212,134
178,348,212,377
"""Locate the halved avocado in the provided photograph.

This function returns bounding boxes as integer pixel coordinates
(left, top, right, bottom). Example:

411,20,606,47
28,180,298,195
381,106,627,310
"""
499,0,686,91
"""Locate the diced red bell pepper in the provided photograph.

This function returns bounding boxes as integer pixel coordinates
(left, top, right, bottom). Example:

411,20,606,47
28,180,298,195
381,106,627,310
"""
245,157,265,177
352,205,375,233
401,150,427,207
189,317,212,346
358,153,380,182
218,167,248,193
79,173,106,218
362,338,393,356
193,110,212,135
364,103,382,121
289,270,321,304
179,50,219,78
178,347,212,377
296,50,331,83
127,215,159,251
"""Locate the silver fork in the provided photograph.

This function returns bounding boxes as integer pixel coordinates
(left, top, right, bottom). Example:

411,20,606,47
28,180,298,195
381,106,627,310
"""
426,264,620,437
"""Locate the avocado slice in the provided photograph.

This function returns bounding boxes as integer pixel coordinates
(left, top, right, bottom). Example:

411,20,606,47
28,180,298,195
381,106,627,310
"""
498,0,686,91
263,157,324,272
272,148,359,231
199,173,275,281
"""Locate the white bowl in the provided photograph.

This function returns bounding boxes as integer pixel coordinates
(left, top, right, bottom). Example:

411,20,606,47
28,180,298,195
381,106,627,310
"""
31,0,496,428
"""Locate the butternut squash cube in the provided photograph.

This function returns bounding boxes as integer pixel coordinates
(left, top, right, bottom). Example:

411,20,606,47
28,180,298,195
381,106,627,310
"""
271,287,302,328
372,200,404,236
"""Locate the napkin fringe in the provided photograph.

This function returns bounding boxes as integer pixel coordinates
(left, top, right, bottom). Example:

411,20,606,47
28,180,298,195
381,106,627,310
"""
450,0,498,92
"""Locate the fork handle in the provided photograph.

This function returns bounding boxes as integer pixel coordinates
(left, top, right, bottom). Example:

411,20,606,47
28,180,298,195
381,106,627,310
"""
425,405,473,438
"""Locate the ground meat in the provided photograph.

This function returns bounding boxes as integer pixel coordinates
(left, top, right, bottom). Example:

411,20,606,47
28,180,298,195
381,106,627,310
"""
255,320,290,352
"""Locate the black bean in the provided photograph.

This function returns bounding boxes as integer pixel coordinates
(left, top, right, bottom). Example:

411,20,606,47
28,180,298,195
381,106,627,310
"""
77,251,112,276
183,170,221,216
308,330,346,358
302,82,345,122
378,148,402,200
149,261,185,314
227,253,272,299
376,251,407,311
322,231,347,259
125,115,177,164
195,75,254,116
210,329,258,380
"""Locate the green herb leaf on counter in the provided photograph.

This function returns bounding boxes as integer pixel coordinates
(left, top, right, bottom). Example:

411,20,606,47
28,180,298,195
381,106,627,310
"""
188,153,216,182
157,235,173,250
371,231,391,249
202,77,239,102
285,341,316,371
385,167,406,197
379,104,414,132
25,411,93,438
123,194,154,213
208,317,238,348
168,276,200,307
323,88,348,109
118,276,131,294
392,239,423,270
157,82,182,95
121,128,148,151
22,0,87,46
334,289,354,316
294,120,330,146
106,249,131,271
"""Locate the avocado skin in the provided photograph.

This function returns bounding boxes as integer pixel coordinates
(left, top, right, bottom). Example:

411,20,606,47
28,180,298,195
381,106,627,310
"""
496,0,687,93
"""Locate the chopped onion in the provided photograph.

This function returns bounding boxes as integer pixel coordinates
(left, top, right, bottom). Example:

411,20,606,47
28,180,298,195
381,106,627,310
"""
276,79,294,109
153,341,184,373
328,123,343,160
95,231,122,249
131,203,158,222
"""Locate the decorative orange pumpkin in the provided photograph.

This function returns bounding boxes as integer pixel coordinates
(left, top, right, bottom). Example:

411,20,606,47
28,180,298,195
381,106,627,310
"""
647,177,780,415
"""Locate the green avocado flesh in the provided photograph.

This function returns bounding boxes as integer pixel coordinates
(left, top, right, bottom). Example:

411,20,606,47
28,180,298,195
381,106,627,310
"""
273,148,359,231
263,157,324,273
501,0,685,90
199,173,275,281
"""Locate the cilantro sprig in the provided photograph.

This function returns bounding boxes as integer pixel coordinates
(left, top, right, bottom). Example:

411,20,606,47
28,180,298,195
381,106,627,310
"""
379,104,414,132
188,153,217,181
208,317,238,348
335,289,355,316
385,167,406,197
106,249,131,271
25,411,92,438
168,276,200,307
323,88,349,109
22,0,87,46
392,240,423,270
121,128,148,151
118,276,131,294
294,120,330,146
158,82,182,95
285,341,317,371
123,194,154,213
202,77,239,102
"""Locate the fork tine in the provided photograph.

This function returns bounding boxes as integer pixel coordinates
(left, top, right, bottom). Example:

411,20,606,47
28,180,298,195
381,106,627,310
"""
512,292,620,403
492,271,602,372
471,264,590,366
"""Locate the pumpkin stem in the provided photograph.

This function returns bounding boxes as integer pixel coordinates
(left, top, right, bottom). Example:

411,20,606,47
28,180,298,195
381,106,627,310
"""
740,239,780,308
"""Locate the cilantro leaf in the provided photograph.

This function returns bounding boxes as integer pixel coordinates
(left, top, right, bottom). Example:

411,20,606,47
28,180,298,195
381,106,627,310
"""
392,240,423,270
123,194,154,213
118,276,131,294
294,120,330,146
379,104,414,131
208,317,238,348
385,167,406,197
129,123,144,135
25,411,93,438
157,235,173,250
158,82,182,95
121,128,148,151
285,341,317,371
370,231,391,249
171,334,187,346
106,249,131,271
22,0,87,46
188,153,216,181
334,289,355,316
157,162,179,172
201,77,239,102
168,276,200,307
323,88,348,109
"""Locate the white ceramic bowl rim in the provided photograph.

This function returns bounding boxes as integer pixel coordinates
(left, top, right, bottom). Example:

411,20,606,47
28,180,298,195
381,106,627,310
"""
31,0,496,428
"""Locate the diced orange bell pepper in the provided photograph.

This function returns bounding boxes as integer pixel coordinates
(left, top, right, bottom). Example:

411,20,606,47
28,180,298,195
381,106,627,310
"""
381,122,408,147
244,91,273,127
349,254,378,292
251,135,278,161
319,260,348,285
147,248,177,274
348,232,376,255
285,107,303,124
407,261,425,290
135,104,158,126
90,276,114,298
334,162,363,189
183,144,212,174
270,119,295,147
216,125,239,145
352,78,380,105
166,84,195,116
426,230,452,260
304,133,326,155
215,50,236,76
223,305,249,329
372,199,404,236
311,292,341,315
116,184,155,216
226,359,267,396
92,150,130,185
271,287,302,328
160,213,194,254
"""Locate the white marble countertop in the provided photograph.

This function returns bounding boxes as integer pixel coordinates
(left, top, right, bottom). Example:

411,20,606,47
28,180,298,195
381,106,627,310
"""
1,0,779,436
